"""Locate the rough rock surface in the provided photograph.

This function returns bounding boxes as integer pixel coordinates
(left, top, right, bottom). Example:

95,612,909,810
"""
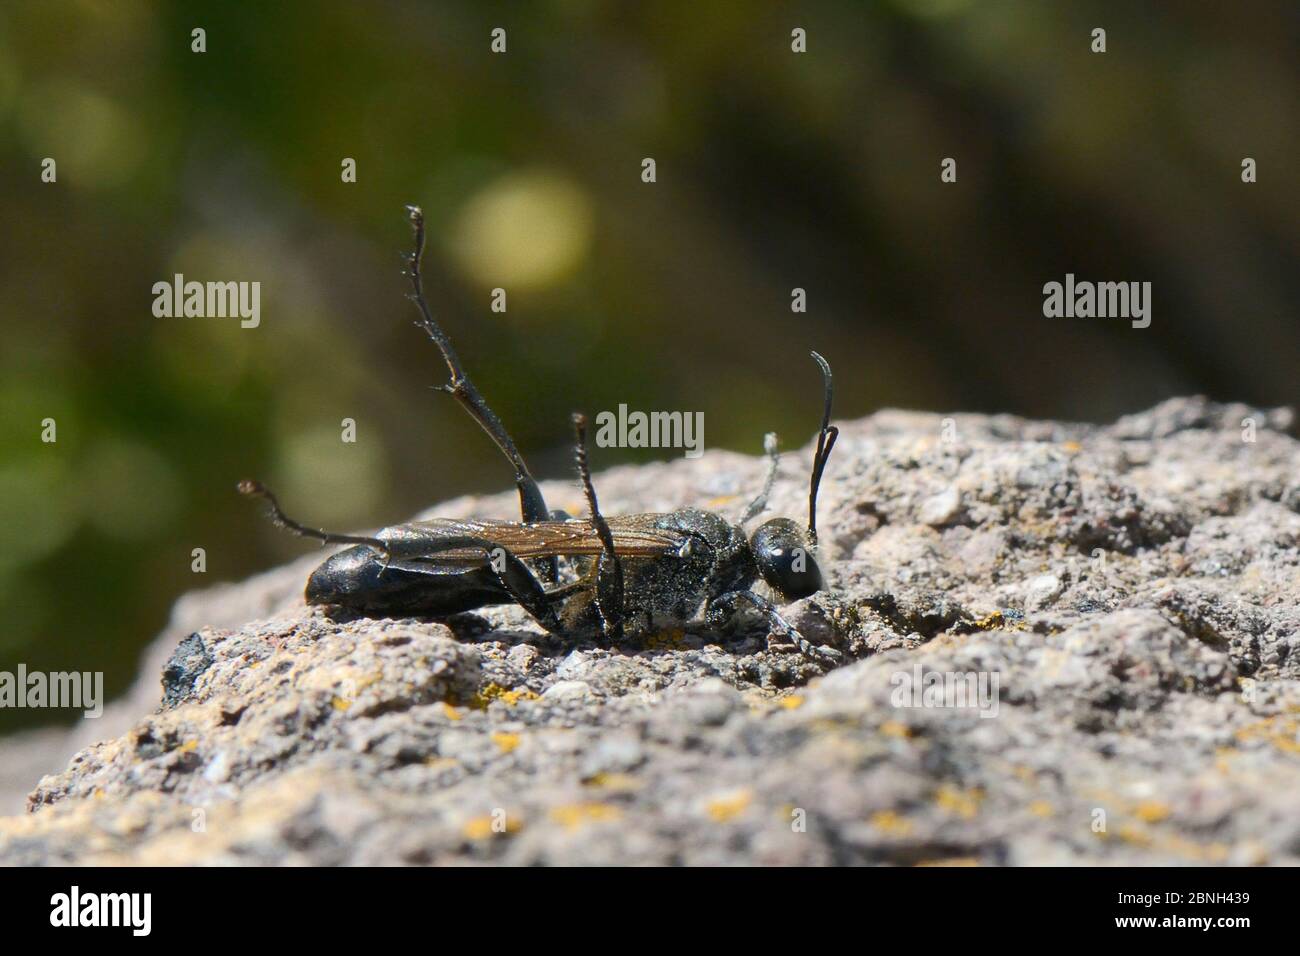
2,397,1298,865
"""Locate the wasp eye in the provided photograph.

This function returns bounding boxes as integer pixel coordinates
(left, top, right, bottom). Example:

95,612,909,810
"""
750,518,824,600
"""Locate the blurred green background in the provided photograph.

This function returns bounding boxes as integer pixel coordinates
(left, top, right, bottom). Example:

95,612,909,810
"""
1,1,1297,732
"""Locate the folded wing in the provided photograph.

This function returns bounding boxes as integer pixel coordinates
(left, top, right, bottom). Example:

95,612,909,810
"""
387,515,688,562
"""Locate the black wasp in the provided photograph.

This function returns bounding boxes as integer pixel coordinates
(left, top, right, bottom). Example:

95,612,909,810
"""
241,206,841,661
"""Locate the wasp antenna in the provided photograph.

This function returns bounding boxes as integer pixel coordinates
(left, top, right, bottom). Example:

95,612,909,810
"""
400,203,550,526
811,351,833,434
237,479,389,557
807,351,839,546
739,432,780,524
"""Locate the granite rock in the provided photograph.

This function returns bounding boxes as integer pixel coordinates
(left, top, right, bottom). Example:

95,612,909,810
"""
1,397,1297,865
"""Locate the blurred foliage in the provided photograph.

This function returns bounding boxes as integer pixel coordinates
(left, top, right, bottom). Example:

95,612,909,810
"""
0,1,1296,731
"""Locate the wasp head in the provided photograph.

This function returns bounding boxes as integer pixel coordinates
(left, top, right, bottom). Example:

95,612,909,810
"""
749,517,824,600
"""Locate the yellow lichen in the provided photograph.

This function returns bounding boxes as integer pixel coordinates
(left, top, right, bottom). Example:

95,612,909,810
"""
474,683,541,708
490,732,521,754
778,695,805,710
1234,715,1300,754
1117,823,1154,847
706,788,753,822
462,814,521,840
330,696,352,712
869,810,914,836
1134,801,1171,823
549,802,622,830
583,772,642,792
935,784,983,819
970,610,1026,633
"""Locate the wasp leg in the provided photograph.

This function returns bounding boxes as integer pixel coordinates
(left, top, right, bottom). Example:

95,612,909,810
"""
478,544,573,634
705,589,841,662
572,413,625,643
409,534,570,635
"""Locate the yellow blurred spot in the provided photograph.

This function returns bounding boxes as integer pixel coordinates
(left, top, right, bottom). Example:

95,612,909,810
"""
1234,715,1300,754
450,171,594,290
583,773,642,792
1134,801,1171,824
1117,823,1153,848
441,702,463,721
549,802,622,831
1214,747,1238,774
462,815,521,840
778,695,805,710
276,424,388,529
870,810,914,836
935,784,983,819
177,740,198,754
1028,800,1053,818
916,857,980,867
80,436,184,540
331,696,352,711
0,458,78,574
15,82,146,188
706,788,753,822
705,495,738,508
880,720,913,738
491,732,521,753
1115,824,1230,862
1061,441,1082,453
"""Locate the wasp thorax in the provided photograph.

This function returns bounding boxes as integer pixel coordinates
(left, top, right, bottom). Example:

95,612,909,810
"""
749,517,824,600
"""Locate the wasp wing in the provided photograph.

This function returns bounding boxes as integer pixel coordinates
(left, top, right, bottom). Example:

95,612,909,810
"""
386,515,688,562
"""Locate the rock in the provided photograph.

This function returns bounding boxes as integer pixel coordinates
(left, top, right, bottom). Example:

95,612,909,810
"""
1,396,1298,865
543,680,595,701
1025,574,1062,611
160,633,214,707
919,487,962,527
